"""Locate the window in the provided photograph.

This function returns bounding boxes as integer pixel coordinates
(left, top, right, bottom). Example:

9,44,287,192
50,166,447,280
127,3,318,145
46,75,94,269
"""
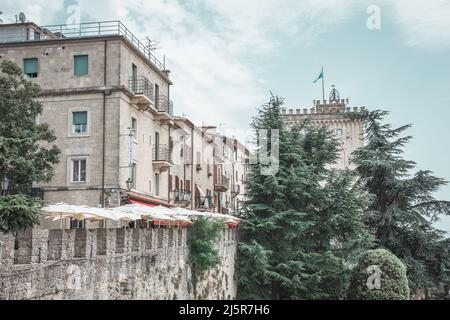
72,159,87,182
336,128,343,136
154,84,160,107
23,58,38,78
131,117,137,137
72,111,88,133
131,63,137,92
74,55,88,76
154,173,160,196
131,163,136,189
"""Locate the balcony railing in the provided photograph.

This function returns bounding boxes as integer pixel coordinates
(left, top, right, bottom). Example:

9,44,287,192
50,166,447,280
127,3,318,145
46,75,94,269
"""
231,184,240,195
214,175,229,192
128,76,154,101
170,189,192,204
153,145,172,163
1,21,167,72
155,95,173,115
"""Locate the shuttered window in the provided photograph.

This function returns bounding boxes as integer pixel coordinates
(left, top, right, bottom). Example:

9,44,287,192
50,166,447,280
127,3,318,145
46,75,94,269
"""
74,55,88,76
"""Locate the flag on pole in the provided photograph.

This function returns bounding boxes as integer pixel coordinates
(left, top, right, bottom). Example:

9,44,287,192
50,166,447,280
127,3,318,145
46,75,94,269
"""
313,70,324,83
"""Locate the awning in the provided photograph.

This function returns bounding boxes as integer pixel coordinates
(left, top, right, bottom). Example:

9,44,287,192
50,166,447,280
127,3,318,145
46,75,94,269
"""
196,184,206,197
129,199,156,207
127,191,172,207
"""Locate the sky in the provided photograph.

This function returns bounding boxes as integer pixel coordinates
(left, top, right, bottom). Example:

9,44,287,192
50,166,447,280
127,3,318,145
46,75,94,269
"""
1,0,450,231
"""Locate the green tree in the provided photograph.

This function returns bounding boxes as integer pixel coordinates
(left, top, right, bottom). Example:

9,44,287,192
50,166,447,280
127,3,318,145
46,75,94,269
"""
188,217,224,295
350,110,450,292
348,249,410,300
0,60,60,233
236,95,373,299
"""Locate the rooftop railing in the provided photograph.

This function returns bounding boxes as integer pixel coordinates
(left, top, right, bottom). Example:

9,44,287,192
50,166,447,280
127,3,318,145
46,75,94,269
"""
0,20,166,72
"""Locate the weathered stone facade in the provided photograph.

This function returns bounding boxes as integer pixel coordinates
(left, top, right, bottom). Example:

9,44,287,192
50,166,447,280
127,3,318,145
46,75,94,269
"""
0,228,237,300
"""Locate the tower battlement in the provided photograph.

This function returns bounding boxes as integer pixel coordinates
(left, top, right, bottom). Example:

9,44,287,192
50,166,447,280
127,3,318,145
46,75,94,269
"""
281,105,366,116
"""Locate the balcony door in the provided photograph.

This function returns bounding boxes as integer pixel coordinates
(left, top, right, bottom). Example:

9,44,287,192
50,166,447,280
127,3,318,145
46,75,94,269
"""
154,83,160,107
155,132,160,160
131,63,137,92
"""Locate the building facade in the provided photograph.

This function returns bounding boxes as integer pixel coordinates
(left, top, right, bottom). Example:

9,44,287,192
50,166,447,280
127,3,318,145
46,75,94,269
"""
281,88,365,169
0,20,249,215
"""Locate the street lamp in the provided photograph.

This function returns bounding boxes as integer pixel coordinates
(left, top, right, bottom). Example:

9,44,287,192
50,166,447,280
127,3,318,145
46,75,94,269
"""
125,178,133,191
1,176,10,196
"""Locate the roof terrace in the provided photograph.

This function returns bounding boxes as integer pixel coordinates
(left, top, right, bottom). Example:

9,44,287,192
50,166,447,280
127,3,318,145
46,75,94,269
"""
0,20,167,72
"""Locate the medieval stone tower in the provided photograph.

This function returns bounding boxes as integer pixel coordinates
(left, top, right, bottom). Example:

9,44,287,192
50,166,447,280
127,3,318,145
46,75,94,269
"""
281,87,365,169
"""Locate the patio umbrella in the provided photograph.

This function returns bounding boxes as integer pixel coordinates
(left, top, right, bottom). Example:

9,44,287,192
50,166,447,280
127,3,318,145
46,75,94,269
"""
41,203,118,228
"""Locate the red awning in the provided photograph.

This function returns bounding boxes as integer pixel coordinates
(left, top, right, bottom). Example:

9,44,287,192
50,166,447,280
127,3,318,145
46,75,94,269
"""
129,199,156,207
126,191,172,207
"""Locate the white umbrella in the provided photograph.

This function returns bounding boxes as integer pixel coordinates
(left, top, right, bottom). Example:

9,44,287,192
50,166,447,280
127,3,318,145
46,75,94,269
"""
171,207,209,217
109,206,143,221
114,204,176,222
41,203,118,230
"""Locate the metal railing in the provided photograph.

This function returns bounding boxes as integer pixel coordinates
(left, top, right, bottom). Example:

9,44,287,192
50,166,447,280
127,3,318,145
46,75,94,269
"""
128,76,154,101
155,95,173,115
215,175,229,188
170,189,192,203
231,184,240,194
1,21,167,71
153,145,172,163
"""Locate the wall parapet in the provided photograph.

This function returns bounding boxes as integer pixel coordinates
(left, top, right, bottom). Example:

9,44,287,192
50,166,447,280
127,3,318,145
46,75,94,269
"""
0,227,237,300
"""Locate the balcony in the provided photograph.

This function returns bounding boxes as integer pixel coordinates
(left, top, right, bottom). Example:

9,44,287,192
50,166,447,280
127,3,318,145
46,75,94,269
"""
231,184,240,196
155,95,173,115
214,175,229,192
170,189,191,206
195,195,213,211
128,76,154,110
152,145,173,171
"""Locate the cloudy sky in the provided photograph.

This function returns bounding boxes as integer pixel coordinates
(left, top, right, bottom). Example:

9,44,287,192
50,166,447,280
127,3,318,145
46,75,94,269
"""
2,0,450,231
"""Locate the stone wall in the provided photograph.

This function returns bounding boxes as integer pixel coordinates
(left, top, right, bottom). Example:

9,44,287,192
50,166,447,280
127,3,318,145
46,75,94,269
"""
0,227,238,300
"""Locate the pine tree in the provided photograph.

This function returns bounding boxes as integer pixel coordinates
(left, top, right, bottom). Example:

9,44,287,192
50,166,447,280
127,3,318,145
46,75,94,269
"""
236,95,372,299
351,110,450,292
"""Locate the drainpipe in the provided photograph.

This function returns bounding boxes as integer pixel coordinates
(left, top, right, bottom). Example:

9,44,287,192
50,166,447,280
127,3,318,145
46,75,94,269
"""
191,127,194,210
168,126,171,202
101,40,107,207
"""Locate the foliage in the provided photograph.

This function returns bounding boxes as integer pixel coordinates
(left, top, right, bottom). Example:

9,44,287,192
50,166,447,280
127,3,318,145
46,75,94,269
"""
349,110,450,291
0,60,60,194
0,195,41,234
0,60,60,233
188,217,224,278
236,94,373,300
347,249,410,300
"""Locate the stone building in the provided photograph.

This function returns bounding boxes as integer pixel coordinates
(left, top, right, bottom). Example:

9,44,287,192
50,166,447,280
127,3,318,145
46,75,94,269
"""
281,87,365,169
0,20,249,215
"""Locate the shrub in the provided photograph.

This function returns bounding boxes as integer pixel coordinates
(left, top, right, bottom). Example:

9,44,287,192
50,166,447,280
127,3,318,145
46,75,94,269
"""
188,217,224,275
0,195,41,234
347,249,410,300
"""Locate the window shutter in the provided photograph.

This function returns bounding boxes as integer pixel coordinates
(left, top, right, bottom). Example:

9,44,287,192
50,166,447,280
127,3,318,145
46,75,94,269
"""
23,58,38,74
74,55,89,75
186,180,191,192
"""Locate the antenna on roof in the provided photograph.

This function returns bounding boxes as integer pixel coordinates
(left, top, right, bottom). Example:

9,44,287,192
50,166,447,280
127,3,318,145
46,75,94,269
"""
144,37,160,52
18,12,26,23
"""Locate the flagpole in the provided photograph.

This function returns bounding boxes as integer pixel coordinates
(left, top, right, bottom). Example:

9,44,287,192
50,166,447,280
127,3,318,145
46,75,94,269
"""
321,66,325,102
